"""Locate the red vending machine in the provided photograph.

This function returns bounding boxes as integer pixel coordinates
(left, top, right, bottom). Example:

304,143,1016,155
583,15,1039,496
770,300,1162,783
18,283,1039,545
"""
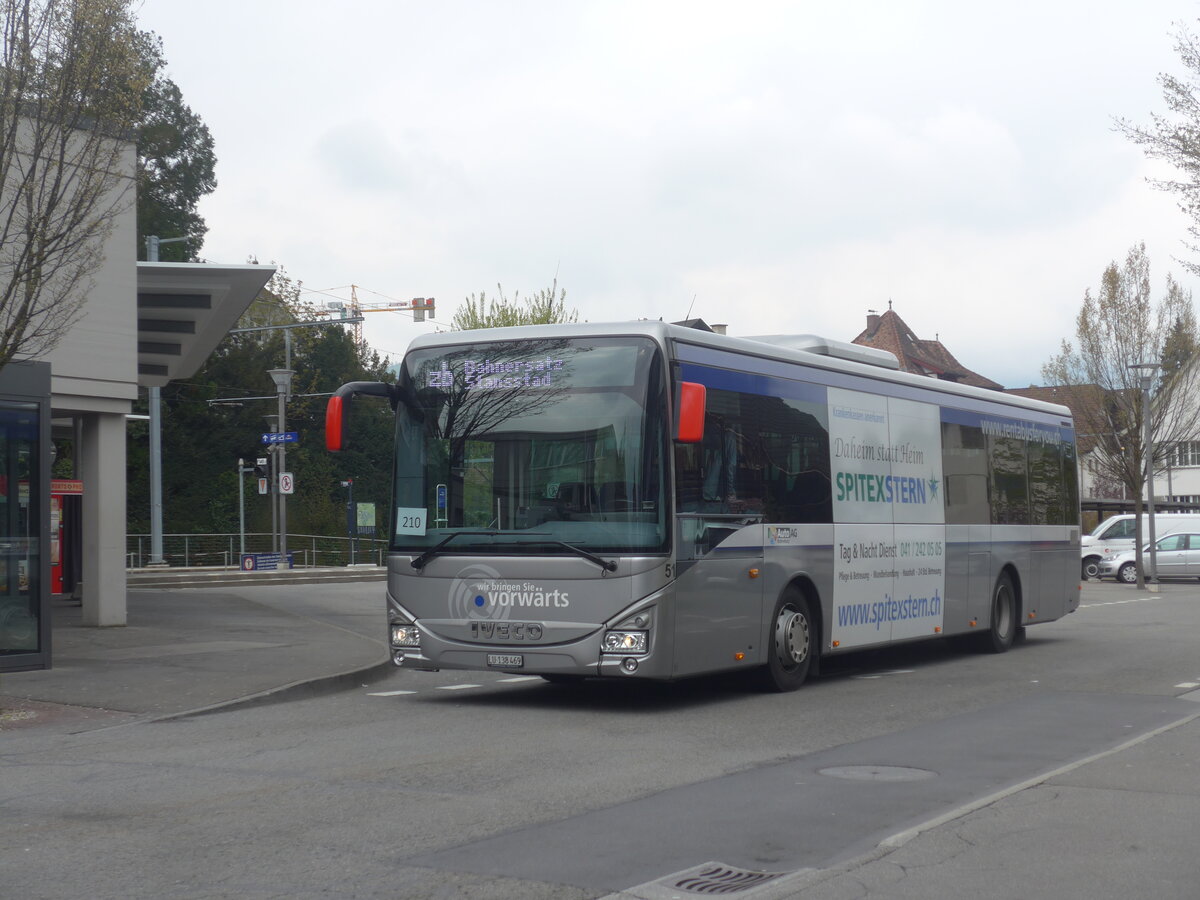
50,479,82,595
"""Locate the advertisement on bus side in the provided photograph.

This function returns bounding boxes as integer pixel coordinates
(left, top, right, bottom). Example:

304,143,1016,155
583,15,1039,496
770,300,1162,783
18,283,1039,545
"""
828,388,946,648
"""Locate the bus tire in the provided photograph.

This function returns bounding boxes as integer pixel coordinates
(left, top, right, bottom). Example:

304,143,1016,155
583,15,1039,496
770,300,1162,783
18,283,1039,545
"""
756,590,816,692
978,572,1017,654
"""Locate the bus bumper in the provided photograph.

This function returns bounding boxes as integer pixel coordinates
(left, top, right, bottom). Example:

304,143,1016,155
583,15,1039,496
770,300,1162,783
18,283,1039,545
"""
389,630,667,680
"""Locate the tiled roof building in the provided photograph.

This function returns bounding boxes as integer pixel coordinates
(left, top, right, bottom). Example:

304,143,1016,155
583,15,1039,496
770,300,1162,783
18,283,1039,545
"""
851,304,1003,391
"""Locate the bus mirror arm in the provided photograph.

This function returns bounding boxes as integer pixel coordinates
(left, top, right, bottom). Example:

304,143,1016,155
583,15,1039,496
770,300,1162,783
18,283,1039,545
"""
326,381,400,452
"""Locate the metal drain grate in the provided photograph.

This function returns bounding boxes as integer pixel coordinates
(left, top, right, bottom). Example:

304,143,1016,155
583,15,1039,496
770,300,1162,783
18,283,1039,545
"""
671,863,787,895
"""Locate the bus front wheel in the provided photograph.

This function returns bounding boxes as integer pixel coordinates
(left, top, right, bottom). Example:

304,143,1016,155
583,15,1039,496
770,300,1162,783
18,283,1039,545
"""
756,590,816,692
978,573,1017,654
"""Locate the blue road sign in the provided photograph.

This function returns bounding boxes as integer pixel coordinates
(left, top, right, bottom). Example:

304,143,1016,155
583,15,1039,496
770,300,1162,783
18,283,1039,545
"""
261,431,299,444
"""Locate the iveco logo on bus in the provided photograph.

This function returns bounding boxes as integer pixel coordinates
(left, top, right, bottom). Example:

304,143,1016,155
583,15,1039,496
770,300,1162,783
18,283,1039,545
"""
469,621,545,641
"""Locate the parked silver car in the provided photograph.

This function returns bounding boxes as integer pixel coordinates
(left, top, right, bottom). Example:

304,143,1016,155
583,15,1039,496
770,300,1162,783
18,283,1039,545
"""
1097,532,1200,583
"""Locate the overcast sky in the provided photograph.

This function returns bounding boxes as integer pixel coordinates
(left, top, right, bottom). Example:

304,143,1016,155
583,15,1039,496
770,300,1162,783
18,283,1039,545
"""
136,1,1200,387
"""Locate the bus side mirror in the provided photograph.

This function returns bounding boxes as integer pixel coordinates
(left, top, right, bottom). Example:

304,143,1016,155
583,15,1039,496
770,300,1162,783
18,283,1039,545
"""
675,381,706,443
326,394,347,451
326,381,397,451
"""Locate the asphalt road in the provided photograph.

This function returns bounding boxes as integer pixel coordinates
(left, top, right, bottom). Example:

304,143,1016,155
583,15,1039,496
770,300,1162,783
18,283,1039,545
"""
3,581,1199,899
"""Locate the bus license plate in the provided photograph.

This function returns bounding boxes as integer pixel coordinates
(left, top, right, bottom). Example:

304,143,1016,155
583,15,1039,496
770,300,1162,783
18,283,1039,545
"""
487,654,524,668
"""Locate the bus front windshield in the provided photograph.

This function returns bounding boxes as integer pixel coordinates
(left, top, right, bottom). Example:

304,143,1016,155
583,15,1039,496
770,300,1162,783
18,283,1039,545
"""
393,336,668,557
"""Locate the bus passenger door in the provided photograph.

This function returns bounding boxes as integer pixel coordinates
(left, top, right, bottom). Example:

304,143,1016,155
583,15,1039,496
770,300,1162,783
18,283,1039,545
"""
671,517,764,677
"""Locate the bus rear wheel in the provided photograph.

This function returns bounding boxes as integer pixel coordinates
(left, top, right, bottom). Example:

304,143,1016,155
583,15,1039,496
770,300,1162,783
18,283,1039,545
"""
756,590,816,692
978,573,1017,654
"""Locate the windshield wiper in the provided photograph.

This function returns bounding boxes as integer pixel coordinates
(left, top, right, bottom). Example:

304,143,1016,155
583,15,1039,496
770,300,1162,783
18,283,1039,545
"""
410,531,502,570
410,532,616,572
553,540,618,572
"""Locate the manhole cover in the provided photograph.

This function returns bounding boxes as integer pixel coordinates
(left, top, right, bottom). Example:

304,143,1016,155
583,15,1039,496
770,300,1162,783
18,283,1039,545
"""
818,765,937,782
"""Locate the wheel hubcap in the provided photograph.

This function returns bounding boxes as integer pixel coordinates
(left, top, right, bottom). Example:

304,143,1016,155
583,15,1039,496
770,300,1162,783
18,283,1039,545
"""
776,606,809,667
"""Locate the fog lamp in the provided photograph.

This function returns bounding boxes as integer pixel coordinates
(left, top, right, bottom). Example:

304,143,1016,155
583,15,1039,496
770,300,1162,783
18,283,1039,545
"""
621,657,639,674
391,625,420,647
602,630,647,653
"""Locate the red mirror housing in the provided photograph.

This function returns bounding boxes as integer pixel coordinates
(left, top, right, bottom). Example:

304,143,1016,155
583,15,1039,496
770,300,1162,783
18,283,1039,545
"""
676,381,706,443
325,381,397,452
325,394,346,452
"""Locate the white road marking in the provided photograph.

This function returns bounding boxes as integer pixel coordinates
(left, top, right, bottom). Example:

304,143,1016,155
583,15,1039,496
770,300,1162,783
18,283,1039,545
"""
1080,597,1153,608
370,676,544,697
1176,682,1200,689
854,669,914,680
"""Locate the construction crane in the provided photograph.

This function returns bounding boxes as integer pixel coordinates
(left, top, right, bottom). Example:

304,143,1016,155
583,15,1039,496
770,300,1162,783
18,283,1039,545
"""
318,285,435,346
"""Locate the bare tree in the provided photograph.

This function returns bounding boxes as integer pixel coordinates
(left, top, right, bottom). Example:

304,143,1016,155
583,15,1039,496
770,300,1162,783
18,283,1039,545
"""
451,278,578,331
1043,242,1200,586
0,0,147,370
1116,23,1200,275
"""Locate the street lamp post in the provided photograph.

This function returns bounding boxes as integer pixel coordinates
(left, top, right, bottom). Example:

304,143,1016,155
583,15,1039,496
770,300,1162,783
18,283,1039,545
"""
1130,362,1160,584
263,415,278,551
268,369,294,566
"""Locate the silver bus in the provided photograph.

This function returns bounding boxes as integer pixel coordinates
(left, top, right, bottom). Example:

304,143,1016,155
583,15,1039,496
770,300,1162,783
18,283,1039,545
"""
326,321,1080,691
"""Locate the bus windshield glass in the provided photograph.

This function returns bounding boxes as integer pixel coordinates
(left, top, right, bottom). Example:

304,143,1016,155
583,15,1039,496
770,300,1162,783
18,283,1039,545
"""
393,336,668,556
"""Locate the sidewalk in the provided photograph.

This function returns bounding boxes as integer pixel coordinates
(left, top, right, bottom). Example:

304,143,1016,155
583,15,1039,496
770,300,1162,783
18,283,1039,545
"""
0,566,393,728
762,712,1200,899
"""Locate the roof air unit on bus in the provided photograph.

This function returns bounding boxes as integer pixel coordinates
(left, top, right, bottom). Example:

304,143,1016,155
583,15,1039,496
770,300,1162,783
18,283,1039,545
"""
744,334,901,370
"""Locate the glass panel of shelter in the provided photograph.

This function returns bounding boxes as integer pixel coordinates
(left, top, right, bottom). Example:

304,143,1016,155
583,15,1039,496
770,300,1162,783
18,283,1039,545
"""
0,402,40,655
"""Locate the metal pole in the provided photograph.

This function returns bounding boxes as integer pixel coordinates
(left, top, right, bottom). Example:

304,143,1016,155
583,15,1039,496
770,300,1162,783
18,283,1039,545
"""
264,416,278,552
268,368,293,567
278,390,287,565
145,233,199,568
147,237,164,566
237,458,245,558
1143,372,1158,582
343,481,352,563
149,385,165,565
282,335,292,568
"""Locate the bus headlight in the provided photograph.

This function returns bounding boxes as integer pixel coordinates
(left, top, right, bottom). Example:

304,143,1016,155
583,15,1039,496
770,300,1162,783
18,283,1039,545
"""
602,630,648,653
391,625,420,647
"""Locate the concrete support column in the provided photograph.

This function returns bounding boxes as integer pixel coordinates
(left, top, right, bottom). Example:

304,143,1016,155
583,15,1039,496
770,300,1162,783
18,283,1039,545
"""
80,411,127,626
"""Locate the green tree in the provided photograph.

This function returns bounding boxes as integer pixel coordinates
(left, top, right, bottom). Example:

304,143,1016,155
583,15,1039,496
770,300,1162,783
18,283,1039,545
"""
451,278,578,330
1043,242,1200,586
0,0,149,369
1117,23,1200,275
133,31,216,262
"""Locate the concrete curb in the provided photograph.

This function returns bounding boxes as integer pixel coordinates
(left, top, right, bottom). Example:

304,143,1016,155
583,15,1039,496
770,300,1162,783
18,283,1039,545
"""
144,657,397,723
126,567,387,589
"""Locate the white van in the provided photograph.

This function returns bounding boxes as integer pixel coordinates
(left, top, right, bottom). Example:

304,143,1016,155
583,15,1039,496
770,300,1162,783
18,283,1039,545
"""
1081,513,1200,578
